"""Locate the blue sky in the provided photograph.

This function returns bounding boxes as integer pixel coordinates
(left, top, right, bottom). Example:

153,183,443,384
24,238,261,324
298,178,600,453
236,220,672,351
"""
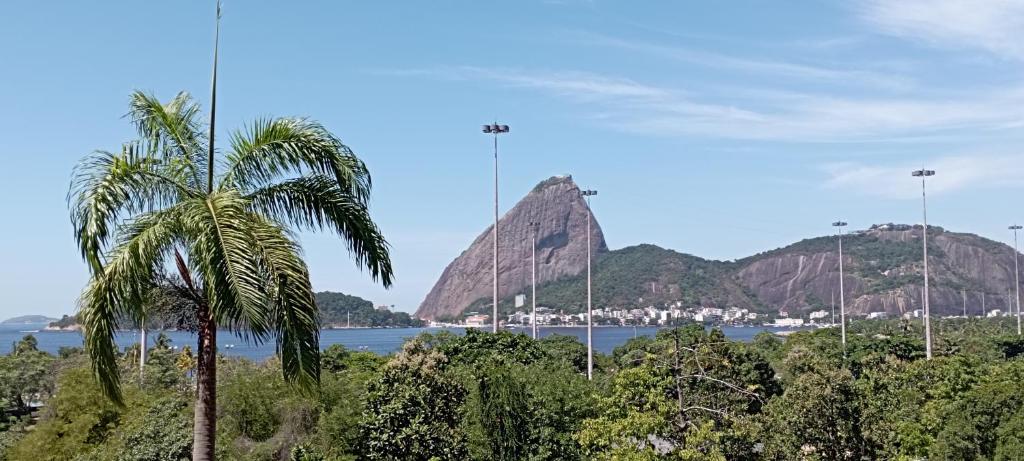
2,1,1023,318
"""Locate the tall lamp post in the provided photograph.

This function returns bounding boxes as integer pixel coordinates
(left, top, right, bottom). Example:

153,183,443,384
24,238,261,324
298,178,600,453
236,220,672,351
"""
483,123,509,332
833,221,848,353
581,189,598,380
529,221,540,339
912,168,935,359
1011,225,1022,336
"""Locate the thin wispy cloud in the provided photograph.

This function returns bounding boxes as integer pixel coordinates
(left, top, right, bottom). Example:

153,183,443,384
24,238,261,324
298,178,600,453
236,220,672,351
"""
574,32,915,91
858,0,1024,59
385,65,1024,141
376,66,668,100
822,154,1024,199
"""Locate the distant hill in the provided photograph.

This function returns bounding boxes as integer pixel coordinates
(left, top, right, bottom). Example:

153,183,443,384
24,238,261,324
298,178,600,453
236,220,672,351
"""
734,224,1021,317
316,292,424,328
2,315,58,325
426,198,1023,320
40,292,423,330
470,244,762,318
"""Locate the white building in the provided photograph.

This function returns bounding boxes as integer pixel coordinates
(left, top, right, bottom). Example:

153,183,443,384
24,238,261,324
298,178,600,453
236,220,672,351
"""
773,318,805,327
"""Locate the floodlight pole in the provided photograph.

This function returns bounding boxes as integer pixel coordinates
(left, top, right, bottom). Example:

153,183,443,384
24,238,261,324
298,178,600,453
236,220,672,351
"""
833,221,848,354
1011,225,1022,335
530,221,540,339
482,123,509,332
581,189,598,380
912,169,935,359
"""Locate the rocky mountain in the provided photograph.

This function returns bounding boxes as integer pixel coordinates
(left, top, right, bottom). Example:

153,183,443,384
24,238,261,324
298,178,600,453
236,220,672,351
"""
416,175,607,321
421,190,1023,319
735,224,1020,317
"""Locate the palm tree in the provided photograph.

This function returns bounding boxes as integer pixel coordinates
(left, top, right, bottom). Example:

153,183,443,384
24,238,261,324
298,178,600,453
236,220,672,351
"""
69,91,392,460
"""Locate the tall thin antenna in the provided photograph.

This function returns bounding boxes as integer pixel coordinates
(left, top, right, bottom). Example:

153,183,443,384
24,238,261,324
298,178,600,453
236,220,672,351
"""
207,0,221,193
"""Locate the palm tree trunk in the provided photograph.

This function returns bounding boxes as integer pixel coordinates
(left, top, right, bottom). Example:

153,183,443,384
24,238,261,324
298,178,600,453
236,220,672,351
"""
192,308,217,461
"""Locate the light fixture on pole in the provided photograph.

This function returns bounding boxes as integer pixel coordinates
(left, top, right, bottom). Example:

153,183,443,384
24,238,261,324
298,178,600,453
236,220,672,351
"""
832,221,848,354
529,221,540,340
1011,225,1022,336
482,123,509,333
912,168,935,359
581,189,598,380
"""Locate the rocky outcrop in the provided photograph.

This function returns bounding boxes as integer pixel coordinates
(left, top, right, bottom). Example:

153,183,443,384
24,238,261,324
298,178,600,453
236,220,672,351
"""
734,225,1022,316
418,181,1022,319
416,176,607,320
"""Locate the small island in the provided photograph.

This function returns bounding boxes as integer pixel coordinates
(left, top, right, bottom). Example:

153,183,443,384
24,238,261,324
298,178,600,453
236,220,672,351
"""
0,315,58,325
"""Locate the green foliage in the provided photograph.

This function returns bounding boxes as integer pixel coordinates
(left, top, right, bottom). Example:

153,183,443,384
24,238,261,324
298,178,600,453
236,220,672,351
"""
320,343,387,374
360,340,468,460
47,315,80,329
583,326,778,460
92,396,193,461
69,92,394,461
0,335,55,413
928,360,1024,460
7,364,166,460
475,244,761,315
577,365,678,459
465,361,533,461
537,333,589,373
437,329,545,367
219,359,286,442
761,366,866,460
315,291,424,328
524,361,598,460
7,318,1024,460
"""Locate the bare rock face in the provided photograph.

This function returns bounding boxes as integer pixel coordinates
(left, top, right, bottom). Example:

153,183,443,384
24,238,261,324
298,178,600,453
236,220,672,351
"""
416,176,607,320
733,224,1022,316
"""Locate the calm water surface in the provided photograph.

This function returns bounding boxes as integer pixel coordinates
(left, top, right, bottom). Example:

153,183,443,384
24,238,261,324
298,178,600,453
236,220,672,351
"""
0,323,812,359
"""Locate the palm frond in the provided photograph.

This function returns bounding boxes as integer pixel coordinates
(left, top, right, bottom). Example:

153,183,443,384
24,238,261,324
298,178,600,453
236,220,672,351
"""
79,206,183,404
127,91,207,188
69,145,193,274
186,192,274,343
246,175,393,287
245,215,320,391
219,118,370,203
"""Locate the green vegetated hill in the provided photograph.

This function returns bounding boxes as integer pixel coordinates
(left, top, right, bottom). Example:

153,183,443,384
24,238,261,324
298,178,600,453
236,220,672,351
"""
471,244,764,317
1,315,58,325
470,224,1022,318
43,292,422,330
315,292,424,328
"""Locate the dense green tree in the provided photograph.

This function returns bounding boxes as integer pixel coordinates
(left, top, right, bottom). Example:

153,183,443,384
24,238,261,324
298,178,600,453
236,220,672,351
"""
0,335,55,414
524,361,597,460
437,329,545,367
360,340,467,460
464,360,533,461
90,396,193,461
8,365,142,460
320,344,386,374
929,360,1024,460
582,326,776,460
537,333,589,373
761,367,866,460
